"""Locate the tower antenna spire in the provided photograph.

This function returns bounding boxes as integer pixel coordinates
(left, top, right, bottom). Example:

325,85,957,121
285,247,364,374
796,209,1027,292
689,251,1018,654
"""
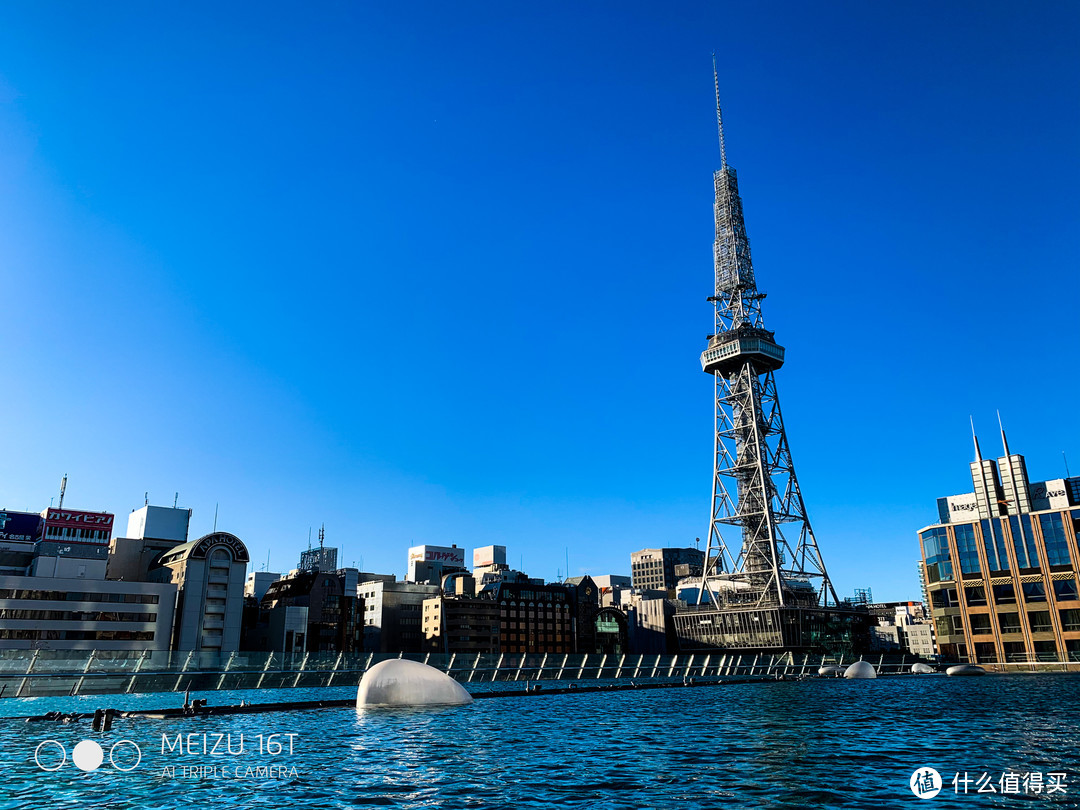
970,416,982,461
712,53,727,170
997,409,1011,456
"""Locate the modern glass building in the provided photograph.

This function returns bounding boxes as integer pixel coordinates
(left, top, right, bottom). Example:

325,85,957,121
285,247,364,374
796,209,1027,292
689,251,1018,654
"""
918,435,1080,664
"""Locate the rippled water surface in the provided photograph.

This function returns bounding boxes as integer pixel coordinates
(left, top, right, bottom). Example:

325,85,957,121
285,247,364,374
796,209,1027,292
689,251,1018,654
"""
1,674,1078,809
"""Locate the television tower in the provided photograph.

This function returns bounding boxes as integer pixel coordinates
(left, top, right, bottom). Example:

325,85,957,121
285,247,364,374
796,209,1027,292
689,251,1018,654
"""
676,61,860,652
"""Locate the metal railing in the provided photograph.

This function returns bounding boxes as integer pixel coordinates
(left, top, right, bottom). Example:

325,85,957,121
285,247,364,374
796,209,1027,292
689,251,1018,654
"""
0,649,940,699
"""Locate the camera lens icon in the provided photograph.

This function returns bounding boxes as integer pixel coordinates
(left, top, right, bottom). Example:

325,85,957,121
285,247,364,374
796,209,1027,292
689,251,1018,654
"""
34,739,141,772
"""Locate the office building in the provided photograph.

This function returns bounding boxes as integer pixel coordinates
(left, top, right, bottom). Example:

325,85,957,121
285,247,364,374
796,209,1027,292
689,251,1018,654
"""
245,571,282,601
252,569,361,652
631,548,704,593
919,430,1080,664
359,579,440,653
108,503,192,582
298,526,338,572
0,510,42,575
408,544,467,585
489,580,575,654
148,531,249,653
0,505,175,650
422,588,500,654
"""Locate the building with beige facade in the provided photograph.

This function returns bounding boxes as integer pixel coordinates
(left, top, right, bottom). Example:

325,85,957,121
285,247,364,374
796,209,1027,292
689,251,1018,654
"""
918,432,1080,664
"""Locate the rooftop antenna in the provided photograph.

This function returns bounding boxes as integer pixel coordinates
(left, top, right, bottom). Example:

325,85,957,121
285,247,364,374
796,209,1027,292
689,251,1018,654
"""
970,416,982,461
174,492,179,508
307,527,312,551
319,523,325,551
213,503,219,532
997,410,1011,456
1064,451,1071,478
58,474,67,509
265,548,270,572
712,52,727,170
565,547,569,579
144,491,149,506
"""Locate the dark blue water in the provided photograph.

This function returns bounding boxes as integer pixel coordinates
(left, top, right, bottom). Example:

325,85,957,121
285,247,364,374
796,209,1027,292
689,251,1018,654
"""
0,674,1077,808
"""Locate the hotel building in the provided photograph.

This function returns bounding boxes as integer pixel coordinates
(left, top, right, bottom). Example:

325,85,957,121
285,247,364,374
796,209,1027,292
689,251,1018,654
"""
919,433,1080,664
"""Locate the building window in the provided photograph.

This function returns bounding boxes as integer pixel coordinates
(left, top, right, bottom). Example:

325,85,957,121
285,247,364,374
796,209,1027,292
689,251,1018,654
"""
1009,516,1041,570
1059,608,1080,633
954,523,981,575
980,519,1010,573
920,528,953,583
1053,579,1078,602
931,589,957,609
969,614,993,635
1027,611,1053,634
1022,582,1047,603
1038,513,1072,567
993,583,1016,605
997,613,1022,634
964,586,987,607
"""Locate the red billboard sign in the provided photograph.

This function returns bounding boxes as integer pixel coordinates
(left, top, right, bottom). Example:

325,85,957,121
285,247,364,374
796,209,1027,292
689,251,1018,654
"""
41,508,114,543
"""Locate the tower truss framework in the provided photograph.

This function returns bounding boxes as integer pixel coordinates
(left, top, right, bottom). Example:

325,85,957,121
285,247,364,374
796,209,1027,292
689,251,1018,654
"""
674,60,865,653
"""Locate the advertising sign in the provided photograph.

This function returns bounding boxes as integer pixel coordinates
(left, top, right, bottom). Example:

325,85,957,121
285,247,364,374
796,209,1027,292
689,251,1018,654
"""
41,508,114,542
943,493,979,521
473,545,507,568
0,510,42,543
1030,480,1070,512
408,545,466,566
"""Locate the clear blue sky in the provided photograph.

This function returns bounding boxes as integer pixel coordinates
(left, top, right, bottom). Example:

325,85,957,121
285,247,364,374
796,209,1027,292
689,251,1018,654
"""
1,2,1077,600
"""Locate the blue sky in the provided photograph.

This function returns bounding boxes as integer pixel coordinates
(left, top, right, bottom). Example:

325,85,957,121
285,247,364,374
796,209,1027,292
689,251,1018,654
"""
0,2,1077,600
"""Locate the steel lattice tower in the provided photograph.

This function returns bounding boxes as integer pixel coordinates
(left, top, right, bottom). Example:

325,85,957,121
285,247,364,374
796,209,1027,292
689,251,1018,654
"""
695,60,840,614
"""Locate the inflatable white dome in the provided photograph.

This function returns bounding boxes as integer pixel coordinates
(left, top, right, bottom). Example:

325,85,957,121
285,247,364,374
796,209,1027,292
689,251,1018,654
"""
911,662,935,674
946,664,986,677
843,661,877,679
356,659,474,708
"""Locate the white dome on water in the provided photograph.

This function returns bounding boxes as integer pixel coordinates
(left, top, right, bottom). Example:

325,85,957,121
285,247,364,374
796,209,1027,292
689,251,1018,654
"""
946,664,986,677
843,661,877,679
911,662,935,674
356,659,474,708
817,666,844,677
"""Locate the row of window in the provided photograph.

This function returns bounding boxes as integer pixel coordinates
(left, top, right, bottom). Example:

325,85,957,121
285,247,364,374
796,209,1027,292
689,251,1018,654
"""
935,579,1079,609
0,589,161,604
941,609,1080,636
500,592,568,604
501,620,570,630
0,609,157,623
44,526,109,541
923,512,1080,582
0,629,156,641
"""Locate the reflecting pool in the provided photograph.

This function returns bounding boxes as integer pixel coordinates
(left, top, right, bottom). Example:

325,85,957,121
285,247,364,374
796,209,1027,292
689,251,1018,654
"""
1,673,1077,808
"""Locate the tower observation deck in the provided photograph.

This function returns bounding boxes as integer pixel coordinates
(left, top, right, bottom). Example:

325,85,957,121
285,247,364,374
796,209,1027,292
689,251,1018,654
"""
673,60,870,654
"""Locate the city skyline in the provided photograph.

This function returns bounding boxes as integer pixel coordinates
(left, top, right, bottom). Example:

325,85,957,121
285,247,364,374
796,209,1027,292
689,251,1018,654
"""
1,3,1078,600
